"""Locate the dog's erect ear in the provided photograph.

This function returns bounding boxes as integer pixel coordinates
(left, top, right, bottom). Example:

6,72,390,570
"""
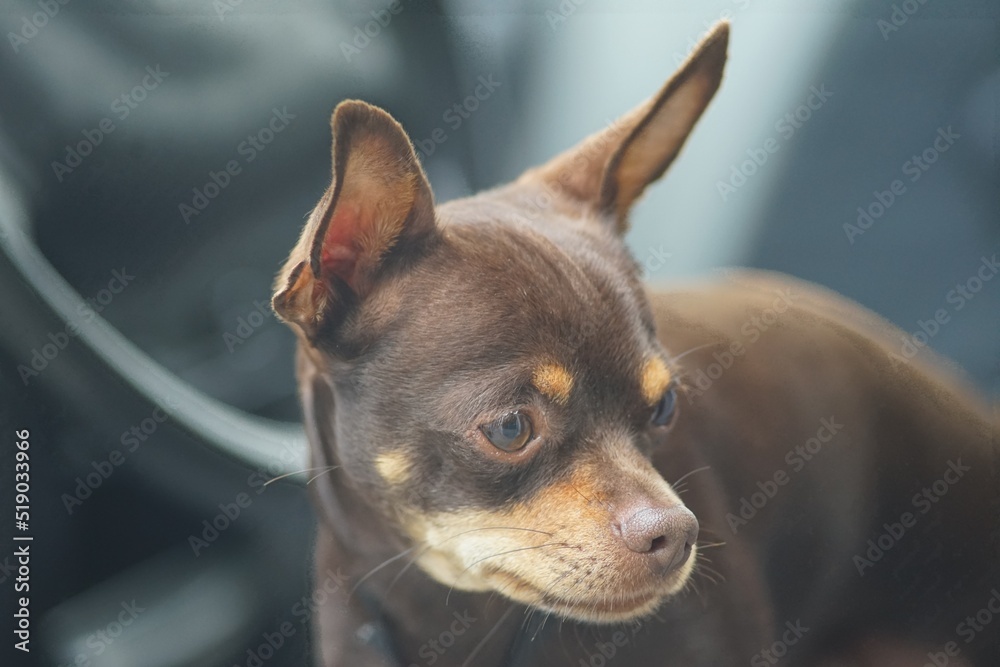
272,101,435,338
519,21,728,233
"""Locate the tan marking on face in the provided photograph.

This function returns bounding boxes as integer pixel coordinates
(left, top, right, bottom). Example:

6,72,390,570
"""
640,357,671,404
532,363,574,404
399,441,693,623
374,450,412,485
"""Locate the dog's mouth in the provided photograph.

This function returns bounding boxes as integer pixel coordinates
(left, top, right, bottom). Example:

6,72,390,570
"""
484,559,692,623
411,536,697,623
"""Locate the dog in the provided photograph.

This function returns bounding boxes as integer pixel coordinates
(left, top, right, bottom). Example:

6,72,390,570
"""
271,21,999,667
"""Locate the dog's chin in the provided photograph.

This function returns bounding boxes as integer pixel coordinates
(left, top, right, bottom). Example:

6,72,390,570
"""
482,553,696,624
493,574,666,623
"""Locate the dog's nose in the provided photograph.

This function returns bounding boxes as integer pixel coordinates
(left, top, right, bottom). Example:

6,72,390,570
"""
616,505,699,571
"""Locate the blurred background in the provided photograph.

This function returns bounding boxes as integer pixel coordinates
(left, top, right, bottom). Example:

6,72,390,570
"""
0,0,997,665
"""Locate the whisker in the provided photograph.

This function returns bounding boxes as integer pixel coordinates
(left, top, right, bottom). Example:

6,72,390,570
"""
531,610,552,641
384,527,555,598
349,547,416,598
668,342,719,364
384,547,426,598
697,541,727,549
438,526,554,544
521,607,536,634
696,525,728,541
694,559,726,585
460,607,515,667
672,465,712,487
446,543,576,605
307,467,340,484
463,543,575,573
487,577,521,615
683,574,703,599
695,568,719,586
264,465,339,486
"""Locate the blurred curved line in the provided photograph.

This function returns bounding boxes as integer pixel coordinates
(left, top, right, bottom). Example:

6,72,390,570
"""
0,181,308,479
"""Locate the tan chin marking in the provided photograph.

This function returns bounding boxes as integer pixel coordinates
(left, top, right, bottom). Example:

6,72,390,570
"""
401,460,695,622
374,450,412,485
487,545,696,623
532,362,574,404
640,357,671,404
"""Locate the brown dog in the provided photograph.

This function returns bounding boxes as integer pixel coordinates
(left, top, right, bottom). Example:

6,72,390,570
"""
272,21,1000,667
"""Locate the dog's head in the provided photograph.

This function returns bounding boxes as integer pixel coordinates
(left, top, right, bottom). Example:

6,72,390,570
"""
273,22,728,623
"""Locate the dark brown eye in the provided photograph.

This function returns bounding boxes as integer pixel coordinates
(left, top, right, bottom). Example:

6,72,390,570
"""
481,411,533,452
650,387,677,427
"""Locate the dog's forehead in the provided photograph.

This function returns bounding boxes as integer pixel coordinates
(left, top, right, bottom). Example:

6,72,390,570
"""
428,213,643,342
365,202,664,417
433,191,644,312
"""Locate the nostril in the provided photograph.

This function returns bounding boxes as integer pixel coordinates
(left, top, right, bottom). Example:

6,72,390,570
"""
648,534,669,553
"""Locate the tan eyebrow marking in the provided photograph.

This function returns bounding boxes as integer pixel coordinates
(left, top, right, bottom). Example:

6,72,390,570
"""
375,450,412,485
640,357,672,404
532,363,574,405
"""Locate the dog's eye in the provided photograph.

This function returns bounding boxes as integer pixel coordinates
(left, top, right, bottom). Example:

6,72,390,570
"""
650,387,678,427
481,411,533,452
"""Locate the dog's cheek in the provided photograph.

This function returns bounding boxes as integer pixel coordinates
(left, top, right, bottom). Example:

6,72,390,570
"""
364,438,457,519
373,449,413,486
